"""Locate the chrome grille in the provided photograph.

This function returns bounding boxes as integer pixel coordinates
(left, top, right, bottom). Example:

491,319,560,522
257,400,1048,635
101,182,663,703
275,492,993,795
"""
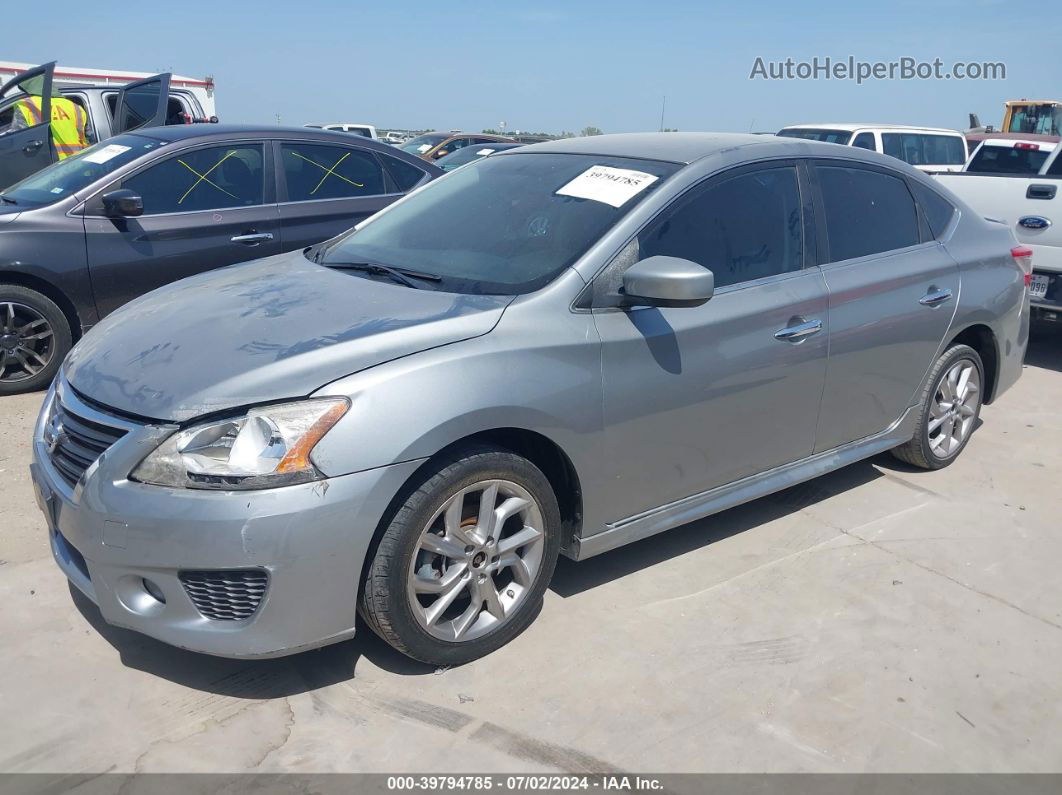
47,399,128,487
179,569,268,621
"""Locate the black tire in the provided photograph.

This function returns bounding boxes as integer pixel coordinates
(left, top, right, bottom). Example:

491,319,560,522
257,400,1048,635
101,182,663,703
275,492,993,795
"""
360,444,562,665
891,343,984,470
0,284,71,396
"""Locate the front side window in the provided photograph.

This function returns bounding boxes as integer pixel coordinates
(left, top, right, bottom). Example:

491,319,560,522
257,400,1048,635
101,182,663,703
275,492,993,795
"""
852,132,876,150
318,153,679,295
0,134,164,208
638,166,804,289
122,144,264,214
882,133,966,166
281,143,385,201
817,165,919,262
116,79,163,131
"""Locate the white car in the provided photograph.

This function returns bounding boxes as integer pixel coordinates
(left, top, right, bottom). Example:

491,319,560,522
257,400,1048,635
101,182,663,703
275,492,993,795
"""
777,123,969,172
304,123,378,140
935,138,1062,320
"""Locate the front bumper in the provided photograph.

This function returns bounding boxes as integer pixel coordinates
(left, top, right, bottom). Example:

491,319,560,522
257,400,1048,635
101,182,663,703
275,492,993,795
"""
30,380,423,659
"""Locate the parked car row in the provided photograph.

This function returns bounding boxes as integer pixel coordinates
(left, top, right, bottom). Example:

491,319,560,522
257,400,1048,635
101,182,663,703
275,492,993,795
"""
0,125,440,393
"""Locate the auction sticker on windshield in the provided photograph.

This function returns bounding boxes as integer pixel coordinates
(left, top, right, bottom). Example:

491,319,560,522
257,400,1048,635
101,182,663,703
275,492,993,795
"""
556,165,658,207
82,144,132,165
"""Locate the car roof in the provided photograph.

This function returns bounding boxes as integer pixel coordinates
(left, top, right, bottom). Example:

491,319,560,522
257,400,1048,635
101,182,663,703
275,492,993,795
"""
505,132,801,165
781,123,964,135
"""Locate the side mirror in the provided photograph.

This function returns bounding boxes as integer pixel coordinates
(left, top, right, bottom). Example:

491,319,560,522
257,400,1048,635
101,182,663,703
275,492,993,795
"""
622,256,715,307
102,189,143,218
433,149,448,158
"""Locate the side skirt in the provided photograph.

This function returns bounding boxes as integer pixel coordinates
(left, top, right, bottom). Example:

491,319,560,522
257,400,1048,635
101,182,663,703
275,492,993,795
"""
571,406,917,560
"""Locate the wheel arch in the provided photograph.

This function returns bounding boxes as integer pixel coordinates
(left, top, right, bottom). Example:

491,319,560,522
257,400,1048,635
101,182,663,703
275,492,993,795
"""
357,427,585,602
0,269,84,343
946,323,999,403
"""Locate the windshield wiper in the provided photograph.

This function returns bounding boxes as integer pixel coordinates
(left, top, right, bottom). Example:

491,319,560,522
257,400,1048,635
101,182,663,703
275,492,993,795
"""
322,261,442,289
0,195,16,205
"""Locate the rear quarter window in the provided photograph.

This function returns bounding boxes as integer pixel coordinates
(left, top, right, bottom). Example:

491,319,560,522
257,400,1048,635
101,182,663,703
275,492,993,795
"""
908,180,957,239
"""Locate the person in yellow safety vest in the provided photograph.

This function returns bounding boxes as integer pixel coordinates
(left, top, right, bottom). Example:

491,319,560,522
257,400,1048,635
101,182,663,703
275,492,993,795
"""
4,77,89,159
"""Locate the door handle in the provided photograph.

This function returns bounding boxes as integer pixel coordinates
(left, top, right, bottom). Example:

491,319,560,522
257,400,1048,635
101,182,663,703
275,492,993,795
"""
774,318,823,342
23,140,44,154
919,288,953,307
1027,184,1057,200
230,232,274,245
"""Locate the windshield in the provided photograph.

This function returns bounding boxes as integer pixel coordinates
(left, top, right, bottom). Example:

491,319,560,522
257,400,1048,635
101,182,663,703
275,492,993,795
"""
400,133,449,154
0,134,163,208
966,144,1052,174
317,152,680,295
777,128,854,145
437,146,500,171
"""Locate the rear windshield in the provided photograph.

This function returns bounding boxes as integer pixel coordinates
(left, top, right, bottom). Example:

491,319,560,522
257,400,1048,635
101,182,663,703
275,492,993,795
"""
777,128,853,145
966,144,1052,174
881,133,966,166
0,134,163,208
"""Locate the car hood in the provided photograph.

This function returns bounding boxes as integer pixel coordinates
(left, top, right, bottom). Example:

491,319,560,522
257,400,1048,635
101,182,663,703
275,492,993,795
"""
64,251,512,422
0,207,20,222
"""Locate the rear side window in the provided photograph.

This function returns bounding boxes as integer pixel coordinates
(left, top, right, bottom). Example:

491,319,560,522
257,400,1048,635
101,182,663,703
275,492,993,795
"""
881,133,966,166
116,78,164,131
640,166,803,288
281,143,386,201
851,133,876,150
123,144,265,214
967,144,1051,174
817,165,919,262
380,154,427,191
908,181,957,239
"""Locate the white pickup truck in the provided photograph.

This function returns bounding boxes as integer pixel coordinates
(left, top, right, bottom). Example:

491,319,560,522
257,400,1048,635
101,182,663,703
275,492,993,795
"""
935,138,1062,321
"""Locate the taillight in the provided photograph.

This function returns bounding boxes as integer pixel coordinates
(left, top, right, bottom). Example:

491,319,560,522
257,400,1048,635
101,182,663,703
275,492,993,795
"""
1012,245,1033,284
1014,142,1040,150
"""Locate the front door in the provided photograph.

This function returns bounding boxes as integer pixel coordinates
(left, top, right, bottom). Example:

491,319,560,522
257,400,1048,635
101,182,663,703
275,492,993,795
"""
809,160,961,451
593,161,830,521
276,140,396,251
112,73,172,134
84,141,280,317
0,63,57,188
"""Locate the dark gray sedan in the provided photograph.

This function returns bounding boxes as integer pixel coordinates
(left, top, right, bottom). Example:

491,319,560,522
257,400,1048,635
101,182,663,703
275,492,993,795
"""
0,124,440,393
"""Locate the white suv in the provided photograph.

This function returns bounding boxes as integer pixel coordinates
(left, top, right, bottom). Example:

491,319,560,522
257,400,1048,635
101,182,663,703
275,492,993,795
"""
777,124,969,172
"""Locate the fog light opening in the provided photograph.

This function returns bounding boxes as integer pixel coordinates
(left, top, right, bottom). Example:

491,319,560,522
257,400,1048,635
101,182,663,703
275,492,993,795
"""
142,578,166,605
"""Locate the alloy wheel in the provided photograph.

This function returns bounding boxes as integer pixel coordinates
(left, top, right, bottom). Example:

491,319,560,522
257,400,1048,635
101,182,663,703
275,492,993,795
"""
407,479,545,642
928,358,980,458
0,302,54,384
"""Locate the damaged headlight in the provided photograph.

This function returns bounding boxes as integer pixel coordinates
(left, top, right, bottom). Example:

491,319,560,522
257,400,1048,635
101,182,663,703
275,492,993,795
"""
132,398,349,490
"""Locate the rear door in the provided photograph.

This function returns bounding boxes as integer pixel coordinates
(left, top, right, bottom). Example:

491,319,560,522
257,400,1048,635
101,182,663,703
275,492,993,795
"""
112,73,172,134
0,62,57,188
811,159,960,451
84,140,280,317
275,139,407,250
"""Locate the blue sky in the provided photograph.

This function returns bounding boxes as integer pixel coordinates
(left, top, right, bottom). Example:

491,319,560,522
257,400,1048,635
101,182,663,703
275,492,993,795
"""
5,0,1057,134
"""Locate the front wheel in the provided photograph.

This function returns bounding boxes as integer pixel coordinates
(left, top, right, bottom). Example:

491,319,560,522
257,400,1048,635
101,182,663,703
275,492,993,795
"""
360,446,562,665
891,343,984,470
0,285,72,395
